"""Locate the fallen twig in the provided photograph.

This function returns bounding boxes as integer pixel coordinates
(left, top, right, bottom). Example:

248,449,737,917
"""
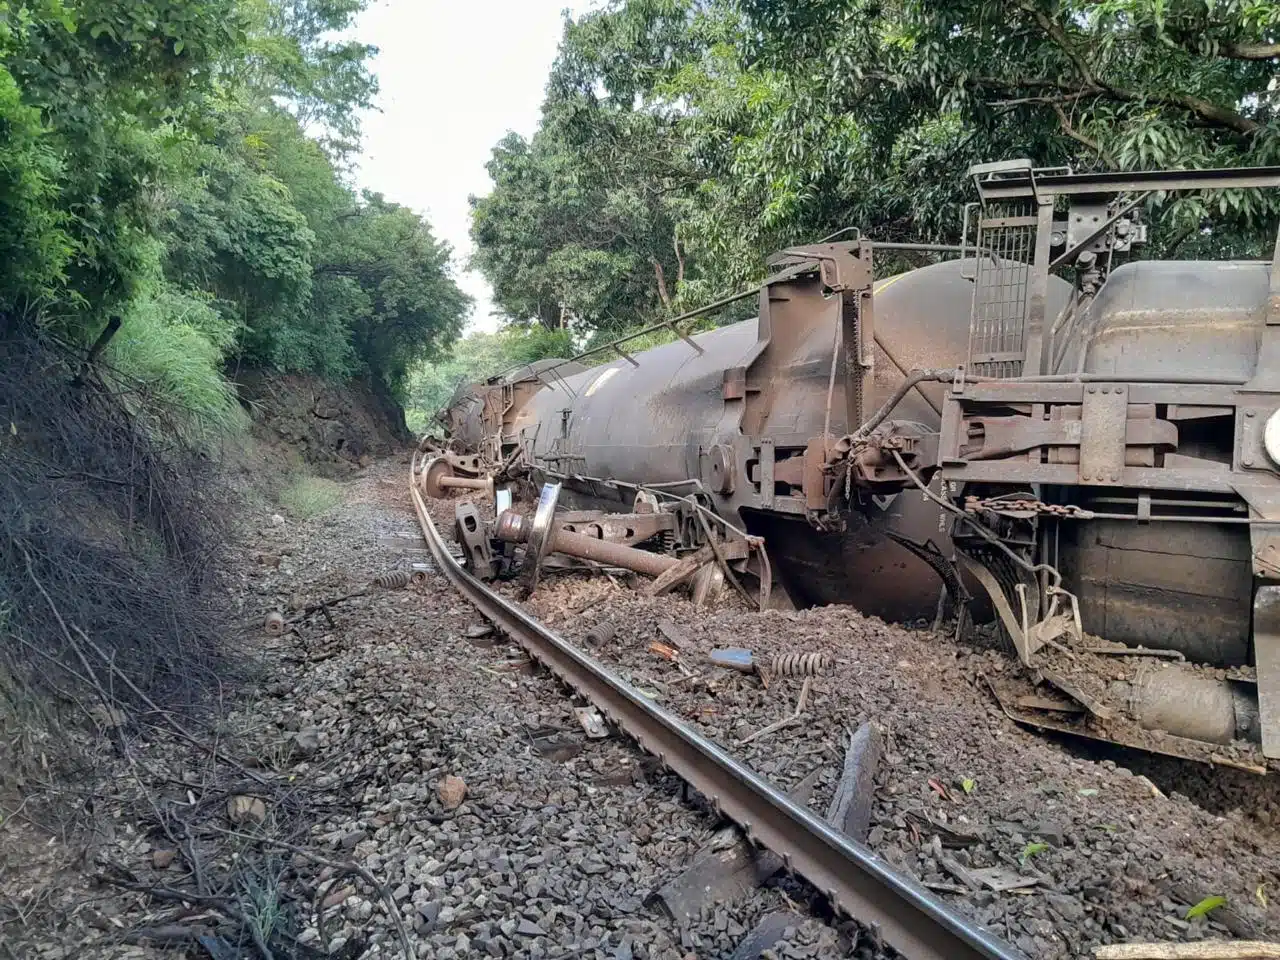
208,826,415,960
740,677,812,744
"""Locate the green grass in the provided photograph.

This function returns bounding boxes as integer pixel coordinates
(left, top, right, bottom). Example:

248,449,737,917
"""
107,287,248,442
279,476,342,519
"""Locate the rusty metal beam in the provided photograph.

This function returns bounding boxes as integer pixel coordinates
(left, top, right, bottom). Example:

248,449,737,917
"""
974,165,1280,201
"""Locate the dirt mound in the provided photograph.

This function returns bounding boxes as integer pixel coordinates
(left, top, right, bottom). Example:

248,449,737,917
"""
236,370,410,474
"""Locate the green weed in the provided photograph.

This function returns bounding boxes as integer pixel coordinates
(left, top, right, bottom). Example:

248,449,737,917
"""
1019,842,1048,865
279,476,342,519
1184,895,1226,920
108,288,247,440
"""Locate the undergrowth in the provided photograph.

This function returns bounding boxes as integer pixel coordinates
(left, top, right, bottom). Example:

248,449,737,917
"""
279,475,343,519
0,330,239,785
106,286,248,442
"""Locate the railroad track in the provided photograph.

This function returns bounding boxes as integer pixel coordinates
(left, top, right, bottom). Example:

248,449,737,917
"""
409,458,1027,960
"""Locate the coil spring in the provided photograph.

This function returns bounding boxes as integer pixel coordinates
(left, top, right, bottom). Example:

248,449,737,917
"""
373,569,412,589
586,621,616,645
768,652,831,678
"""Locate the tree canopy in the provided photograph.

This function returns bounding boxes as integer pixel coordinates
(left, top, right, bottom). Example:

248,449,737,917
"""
0,0,469,430
470,0,1280,339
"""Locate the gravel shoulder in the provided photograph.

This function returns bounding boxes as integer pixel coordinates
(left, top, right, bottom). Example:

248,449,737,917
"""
256,458,847,959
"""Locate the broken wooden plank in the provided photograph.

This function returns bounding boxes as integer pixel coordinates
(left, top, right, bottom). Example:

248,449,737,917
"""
646,546,713,596
823,722,883,842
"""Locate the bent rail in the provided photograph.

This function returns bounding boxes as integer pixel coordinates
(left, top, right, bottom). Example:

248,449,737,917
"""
408,458,1026,960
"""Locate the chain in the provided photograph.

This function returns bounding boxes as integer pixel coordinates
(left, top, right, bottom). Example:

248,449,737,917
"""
963,495,1094,519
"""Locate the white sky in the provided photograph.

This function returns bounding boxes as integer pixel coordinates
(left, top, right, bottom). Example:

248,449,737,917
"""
351,0,597,334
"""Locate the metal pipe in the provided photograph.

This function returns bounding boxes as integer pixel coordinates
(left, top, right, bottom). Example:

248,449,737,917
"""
849,368,954,441
975,373,1248,385
495,510,677,578
438,475,492,492
871,242,968,253
1114,666,1260,744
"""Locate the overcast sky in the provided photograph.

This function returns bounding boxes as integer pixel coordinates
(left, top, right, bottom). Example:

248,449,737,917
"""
351,0,597,334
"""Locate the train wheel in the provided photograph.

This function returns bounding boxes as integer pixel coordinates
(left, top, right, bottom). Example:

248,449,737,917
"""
421,457,458,499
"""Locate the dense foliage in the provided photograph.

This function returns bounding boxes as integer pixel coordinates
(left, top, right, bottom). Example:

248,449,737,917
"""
0,0,469,430
471,0,1280,337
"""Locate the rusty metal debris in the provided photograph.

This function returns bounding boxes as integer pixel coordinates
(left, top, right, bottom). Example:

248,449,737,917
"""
648,640,680,662
372,569,414,589
766,651,832,680
584,621,616,645
495,484,677,589
574,705,608,739
454,503,495,579
411,455,1026,960
980,672,1267,774
417,453,494,499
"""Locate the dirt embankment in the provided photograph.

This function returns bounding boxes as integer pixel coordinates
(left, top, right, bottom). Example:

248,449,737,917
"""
235,370,410,476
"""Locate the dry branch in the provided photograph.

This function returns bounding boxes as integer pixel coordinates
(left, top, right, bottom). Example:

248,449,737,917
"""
1096,943,1280,959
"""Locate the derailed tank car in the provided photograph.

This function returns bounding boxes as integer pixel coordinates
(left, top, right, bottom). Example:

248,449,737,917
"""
428,159,1280,771
422,357,586,496
505,257,1070,621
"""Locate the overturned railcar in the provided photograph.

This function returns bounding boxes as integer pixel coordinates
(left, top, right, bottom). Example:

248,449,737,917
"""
432,160,1280,769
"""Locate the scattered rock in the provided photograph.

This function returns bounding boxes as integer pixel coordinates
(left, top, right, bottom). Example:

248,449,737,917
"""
226,795,267,825
437,774,467,811
291,726,321,757
151,850,176,870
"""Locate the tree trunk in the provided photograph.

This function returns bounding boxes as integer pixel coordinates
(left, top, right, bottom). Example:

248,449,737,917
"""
652,259,672,310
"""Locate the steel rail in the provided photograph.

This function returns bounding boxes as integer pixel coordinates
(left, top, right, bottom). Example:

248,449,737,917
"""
408,459,1026,960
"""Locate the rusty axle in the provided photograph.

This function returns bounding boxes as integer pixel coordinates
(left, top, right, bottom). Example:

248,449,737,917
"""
495,509,677,578
438,475,493,493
